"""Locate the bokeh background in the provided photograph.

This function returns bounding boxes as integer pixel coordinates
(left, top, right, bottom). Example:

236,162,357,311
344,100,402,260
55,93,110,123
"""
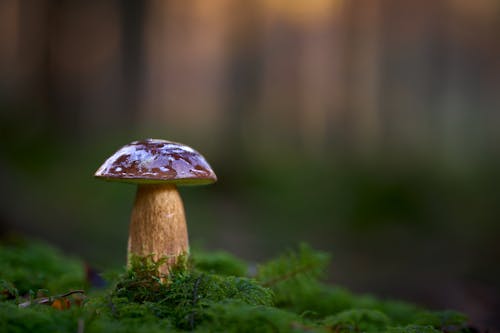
1,0,499,330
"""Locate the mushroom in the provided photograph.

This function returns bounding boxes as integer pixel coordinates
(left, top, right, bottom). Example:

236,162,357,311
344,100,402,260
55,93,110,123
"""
94,139,217,274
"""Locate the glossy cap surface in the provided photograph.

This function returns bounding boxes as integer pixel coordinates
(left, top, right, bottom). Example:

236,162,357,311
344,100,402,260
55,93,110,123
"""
94,139,217,185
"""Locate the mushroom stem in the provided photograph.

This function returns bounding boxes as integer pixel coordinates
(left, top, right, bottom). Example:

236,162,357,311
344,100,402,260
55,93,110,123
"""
128,183,189,275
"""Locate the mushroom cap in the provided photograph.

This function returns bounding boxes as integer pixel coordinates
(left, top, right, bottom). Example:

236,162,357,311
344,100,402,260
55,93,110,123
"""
94,139,217,185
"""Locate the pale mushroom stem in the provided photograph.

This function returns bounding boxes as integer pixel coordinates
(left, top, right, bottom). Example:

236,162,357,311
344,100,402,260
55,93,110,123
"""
127,183,189,275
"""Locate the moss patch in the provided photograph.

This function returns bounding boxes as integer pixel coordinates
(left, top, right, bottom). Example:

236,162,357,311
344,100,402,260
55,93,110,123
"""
0,238,85,295
0,240,476,332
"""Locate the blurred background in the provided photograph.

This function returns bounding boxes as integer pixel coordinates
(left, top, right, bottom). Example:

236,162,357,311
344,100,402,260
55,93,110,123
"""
0,0,499,330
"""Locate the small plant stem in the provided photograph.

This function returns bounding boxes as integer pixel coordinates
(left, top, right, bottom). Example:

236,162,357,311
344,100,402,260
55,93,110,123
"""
261,263,317,287
189,275,203,330
18,290,85,308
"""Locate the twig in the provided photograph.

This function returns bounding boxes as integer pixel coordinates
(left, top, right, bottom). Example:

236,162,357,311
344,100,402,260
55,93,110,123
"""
261,263,316,287
77,318,85,333
108,296,118,318
18,289,85,308
59,290,85,298
189,275,203,330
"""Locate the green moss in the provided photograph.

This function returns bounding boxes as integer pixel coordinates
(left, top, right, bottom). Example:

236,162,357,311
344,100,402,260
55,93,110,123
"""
386,325,442,333
0,239,85,295
0,240,474,333
100,254,273,330
413,311,469,332
322,309,391,333
191,250,248,277
0,302,83,333
196,301,304,333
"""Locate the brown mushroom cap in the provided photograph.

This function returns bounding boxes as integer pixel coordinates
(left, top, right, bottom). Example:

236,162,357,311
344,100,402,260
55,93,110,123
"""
94,139,217,185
